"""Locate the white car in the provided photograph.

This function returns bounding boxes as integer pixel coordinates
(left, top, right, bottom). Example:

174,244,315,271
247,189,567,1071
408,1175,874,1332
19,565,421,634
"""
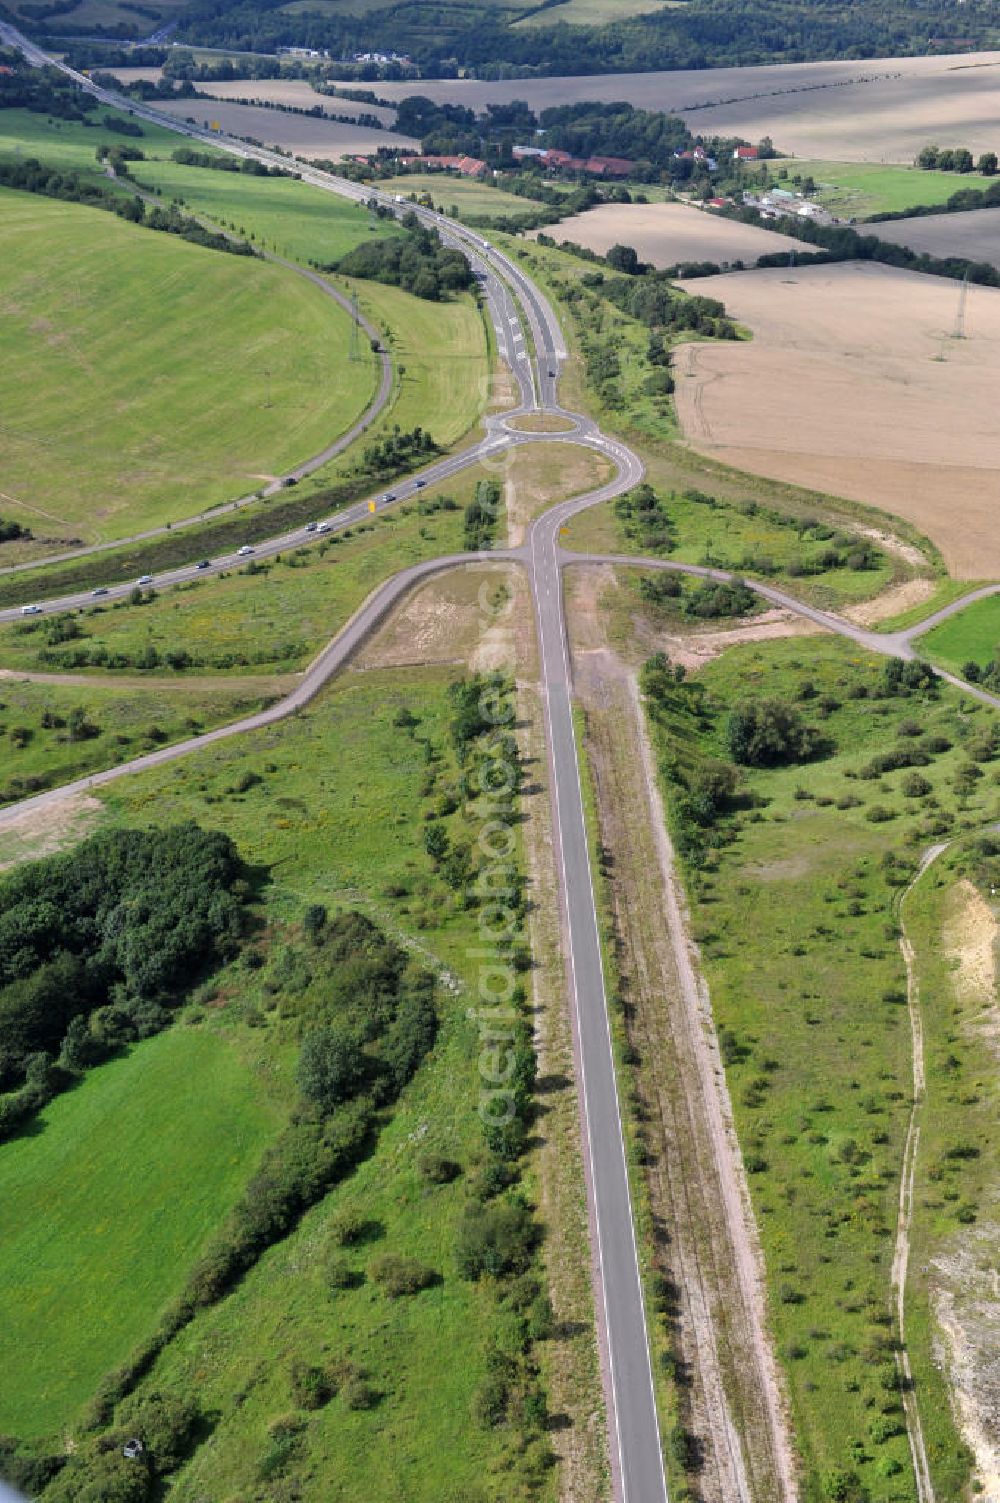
315,522,331,534
20,603,42,616
237,545,255,557
137,574,153,586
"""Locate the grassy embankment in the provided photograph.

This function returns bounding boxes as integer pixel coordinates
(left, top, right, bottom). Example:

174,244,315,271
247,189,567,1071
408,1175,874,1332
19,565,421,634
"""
0,675,285,806
2,665,562,1501
563,482,909,611
352,171,546,220
0,1025,289,1438
919,592,1000,675
640,633,998,1501
0,188,375,545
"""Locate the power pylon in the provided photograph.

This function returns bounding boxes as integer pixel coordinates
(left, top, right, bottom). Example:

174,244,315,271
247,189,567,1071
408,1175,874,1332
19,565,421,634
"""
952,270,969,339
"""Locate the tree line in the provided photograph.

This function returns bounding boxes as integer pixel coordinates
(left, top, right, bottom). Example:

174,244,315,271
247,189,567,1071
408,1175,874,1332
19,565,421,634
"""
165,0,999,80
0,157,255,258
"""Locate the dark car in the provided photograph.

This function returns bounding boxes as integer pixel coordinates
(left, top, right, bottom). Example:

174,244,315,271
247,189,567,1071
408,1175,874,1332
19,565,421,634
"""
414,480,426,489
196,559,211,570
91,587,108,597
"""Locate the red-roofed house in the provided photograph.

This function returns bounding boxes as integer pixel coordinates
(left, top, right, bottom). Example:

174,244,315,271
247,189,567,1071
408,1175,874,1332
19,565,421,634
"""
734,145,759,161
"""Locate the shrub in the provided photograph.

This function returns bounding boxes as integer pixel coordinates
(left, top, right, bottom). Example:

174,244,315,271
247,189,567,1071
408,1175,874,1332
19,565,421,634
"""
455,1200,538,1280
901,772,931,798
369,1252,438,1297
325,1255,361,1291
343,1377,380,1410
289,1359,333,1409
419,1151,461,1183
726,698,826,767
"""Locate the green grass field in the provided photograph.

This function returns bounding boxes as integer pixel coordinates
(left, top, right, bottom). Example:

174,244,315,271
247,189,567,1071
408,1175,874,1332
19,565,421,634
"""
0,1024,287,1438
0,189,377,544
764,159,982,219
0,673,285,804
0,106,187,182
642,635,996,1499
919,592,1000,674
133,156,395,266
378,171,546,219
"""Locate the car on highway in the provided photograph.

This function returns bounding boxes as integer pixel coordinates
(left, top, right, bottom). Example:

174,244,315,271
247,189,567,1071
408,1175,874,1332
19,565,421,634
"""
305,521,318,532
384,493,395,503
414,480,426,489
20,603,42,616
316,521,331,534
548,369,556,377
91,587,108,597
196,559,210,569
237,545,254,557
137,574,153,585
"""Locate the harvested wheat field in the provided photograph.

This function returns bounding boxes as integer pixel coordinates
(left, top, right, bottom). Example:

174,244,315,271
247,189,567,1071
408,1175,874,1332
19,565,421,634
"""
533,200,812,268
371,51,1000,163
874,206,1000,269
151,96,417,159
673,262,1000,578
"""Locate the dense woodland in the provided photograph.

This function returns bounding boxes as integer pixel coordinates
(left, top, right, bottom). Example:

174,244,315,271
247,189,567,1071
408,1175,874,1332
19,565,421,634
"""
0,824,248,1136
332,214,473,299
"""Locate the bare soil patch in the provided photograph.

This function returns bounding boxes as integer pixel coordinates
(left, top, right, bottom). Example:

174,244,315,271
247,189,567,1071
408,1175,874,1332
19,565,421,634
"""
674,263,1000,578
504,443,613,547
843,576,937,626
152,96,417,159
875,205,1000,270
355,563,536,675
932,1230,1000,1503
533,201,812,269
0,792,102,870
370,52,1000,163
